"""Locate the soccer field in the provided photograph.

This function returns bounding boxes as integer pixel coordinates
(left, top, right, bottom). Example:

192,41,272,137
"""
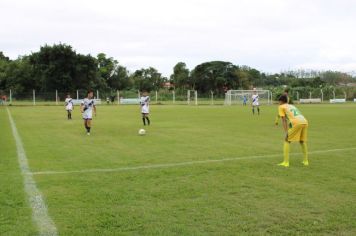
1,104,355,235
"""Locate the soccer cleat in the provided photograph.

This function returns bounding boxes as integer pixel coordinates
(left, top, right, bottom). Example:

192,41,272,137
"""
278,162,289,167
302,160,309,166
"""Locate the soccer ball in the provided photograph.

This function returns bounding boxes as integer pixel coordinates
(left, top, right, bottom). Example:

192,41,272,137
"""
138,129,146,135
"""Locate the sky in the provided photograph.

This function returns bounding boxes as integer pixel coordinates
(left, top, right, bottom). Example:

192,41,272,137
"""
1,0,356,76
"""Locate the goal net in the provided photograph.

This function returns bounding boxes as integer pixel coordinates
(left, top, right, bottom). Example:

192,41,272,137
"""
224,90,272,105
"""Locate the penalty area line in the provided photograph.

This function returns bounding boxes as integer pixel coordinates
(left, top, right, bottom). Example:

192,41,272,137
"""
31,147,356,176
6,108,58,236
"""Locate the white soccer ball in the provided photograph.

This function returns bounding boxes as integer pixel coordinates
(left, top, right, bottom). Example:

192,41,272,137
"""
138,129,146,135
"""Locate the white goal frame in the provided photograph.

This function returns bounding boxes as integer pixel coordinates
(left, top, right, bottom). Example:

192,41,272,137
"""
224,90,272,105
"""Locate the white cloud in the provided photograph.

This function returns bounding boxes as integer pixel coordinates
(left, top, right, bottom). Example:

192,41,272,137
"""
1,0,356,76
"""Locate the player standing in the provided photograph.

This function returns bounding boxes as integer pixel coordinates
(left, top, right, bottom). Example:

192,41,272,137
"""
64,94,74,120
275,88,290,125
277,94,309,167
243,95,247,106
80,90,96,135
140,91,150,126
251,90,260,115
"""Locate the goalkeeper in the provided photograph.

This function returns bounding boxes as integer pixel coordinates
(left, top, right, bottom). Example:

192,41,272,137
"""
275,88,290,125
277,95,309,167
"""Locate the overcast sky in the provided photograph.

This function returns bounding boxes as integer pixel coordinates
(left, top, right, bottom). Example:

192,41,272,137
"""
1,0,356,76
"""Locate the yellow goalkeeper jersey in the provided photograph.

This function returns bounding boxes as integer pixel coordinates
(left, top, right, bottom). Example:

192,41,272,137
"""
278,104,308,127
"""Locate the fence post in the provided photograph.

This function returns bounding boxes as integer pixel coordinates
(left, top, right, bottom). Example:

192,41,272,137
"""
333,90,335,99
187,90,190,105
96,90,99,99
138,90,140,99
211,91,214,105
117,90,120,104
309,91,312,99
268,91,271,104
9,89,12,104
155,90,158,104
344,91,347,100
321,89,323,103
173,90,175,104
195,90,198,106
77,90,79,100
56,90,58,105
33,89,36,106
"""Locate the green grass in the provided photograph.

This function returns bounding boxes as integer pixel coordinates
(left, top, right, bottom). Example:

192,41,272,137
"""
0,108,36,235
1,104,355,235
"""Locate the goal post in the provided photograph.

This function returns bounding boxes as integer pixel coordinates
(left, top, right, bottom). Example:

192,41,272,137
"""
224,90,272,105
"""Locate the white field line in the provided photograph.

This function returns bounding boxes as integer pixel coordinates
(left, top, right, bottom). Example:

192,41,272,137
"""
31,147,356,176
6,108,58,236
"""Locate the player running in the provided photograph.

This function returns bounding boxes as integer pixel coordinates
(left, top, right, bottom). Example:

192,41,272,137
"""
64,94,74,120
80,90,96,135
140,91,150,126
251,90,260,115
277,94,309,167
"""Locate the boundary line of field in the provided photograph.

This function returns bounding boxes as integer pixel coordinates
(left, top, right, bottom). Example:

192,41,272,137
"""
31,147,356,176
6,108,58,236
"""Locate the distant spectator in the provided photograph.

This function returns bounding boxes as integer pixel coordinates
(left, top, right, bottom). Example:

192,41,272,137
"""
1,95,7,105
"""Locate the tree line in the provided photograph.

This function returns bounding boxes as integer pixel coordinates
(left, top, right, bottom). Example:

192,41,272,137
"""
1,43,355,96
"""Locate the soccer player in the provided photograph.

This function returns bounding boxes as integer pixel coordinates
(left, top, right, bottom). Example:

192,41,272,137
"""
251,90,260,115
140,91,150,126
80,90,96,135
243,95,247,106
277,94,309,167
64,94,74,120
275,88,290,125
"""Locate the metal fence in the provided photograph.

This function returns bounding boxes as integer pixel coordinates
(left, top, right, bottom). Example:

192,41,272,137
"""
0,89,226,106
1,87,355,106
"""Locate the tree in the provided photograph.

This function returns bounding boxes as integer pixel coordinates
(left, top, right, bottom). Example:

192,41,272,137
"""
170,62,190,89
246,67,262,87
0,51,10,61
97,53,115,79
233,69,250,89
191,61,231,93
0,53,10,90
310,77,326,88
132,67,164,92
321,71,352,85
107,64,131,91
29,43,98,92
74,54,98,90
2,56,35,93
190,61,258,93
30,44,78,92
